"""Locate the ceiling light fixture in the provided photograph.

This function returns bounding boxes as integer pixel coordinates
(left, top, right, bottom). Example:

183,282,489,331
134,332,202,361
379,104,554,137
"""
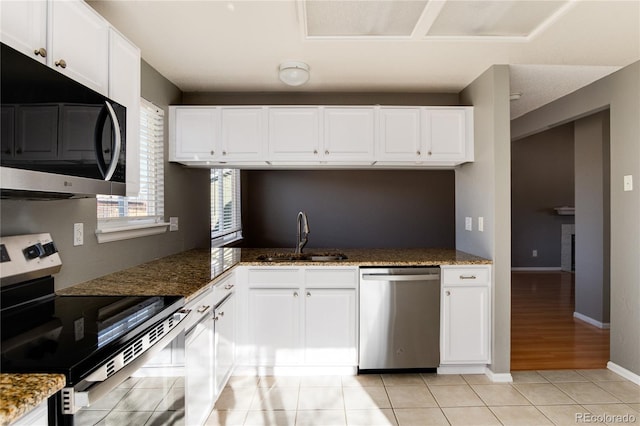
279,61,310,86
510,92,522,101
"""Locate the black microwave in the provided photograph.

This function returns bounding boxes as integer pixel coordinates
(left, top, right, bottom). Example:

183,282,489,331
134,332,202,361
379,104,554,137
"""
0,42,126,198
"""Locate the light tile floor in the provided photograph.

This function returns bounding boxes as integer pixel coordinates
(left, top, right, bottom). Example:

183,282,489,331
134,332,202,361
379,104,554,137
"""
206,370,640,426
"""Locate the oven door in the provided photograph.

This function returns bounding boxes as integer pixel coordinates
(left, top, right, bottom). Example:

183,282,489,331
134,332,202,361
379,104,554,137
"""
55,309,192,426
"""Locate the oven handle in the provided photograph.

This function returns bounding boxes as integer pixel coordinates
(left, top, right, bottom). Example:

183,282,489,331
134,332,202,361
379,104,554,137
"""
66,309,193,413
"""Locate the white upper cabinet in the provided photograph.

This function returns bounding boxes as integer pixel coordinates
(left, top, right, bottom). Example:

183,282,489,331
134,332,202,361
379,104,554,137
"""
220,107,265,161
170,105,474,168
323,107,375,161
108,29,141,197
170,107,219,162
423,108,472,163
377,107,422,161
268,107,321,161
49,0,109,95
0,0,48,64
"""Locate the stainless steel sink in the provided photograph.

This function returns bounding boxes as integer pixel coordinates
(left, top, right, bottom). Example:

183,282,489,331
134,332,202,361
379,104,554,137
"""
256,252,347,262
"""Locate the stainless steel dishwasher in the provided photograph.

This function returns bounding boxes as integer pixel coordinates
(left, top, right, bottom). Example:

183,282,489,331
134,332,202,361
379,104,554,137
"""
359,267,441,370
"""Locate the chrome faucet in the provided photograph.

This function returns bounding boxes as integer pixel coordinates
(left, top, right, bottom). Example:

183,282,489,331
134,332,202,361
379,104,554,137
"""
295,211,310,254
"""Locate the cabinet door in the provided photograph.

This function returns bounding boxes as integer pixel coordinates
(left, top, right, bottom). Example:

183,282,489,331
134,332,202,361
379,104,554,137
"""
304,288,357,365
424,109,467,162
323,107,374,161
0,0,47,64
50,0,109,95
171,107,219,161
248,288,302,365
214,294,235,394
109,29,141,196
268,107,320,160
441,285,490,364
377,108,423,161
220,107,265,161
186,314,215,426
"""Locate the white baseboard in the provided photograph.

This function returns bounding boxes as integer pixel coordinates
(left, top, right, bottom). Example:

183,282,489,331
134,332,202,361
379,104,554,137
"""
573,312,611,329
486,369,514,383
607,361,640,385
437,365,487,375
511,267,562,271
233,365,357,376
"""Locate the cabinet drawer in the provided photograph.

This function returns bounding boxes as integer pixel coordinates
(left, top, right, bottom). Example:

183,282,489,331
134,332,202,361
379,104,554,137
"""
442,267,490,285
248,268,300,287
305,268,357,288
213,275,235,305
185,287,214,332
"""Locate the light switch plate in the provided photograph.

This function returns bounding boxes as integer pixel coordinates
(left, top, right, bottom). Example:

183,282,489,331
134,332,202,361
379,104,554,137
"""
624,175,633,191
465,217,472,231
170,217,179,232
73,223,83,246
478,217,484,232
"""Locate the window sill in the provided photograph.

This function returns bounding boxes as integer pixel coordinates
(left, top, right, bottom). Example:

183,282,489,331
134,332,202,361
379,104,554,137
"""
96,222,170,244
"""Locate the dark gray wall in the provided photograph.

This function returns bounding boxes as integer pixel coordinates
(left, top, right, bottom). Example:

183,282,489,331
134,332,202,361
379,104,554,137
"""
0,60,211,290
574,110,610,324
182,92,459,106
511,123,575,268
240,170,455,249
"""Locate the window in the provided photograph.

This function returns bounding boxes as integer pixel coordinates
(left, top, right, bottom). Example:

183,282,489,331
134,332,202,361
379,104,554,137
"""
96,99,167,242
211,168,242,247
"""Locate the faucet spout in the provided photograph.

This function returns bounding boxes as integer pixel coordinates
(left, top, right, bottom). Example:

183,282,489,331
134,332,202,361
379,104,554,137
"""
295,211,310,254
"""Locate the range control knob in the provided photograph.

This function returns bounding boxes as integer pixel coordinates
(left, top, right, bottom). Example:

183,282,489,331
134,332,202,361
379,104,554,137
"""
42,242,58,256
23,243,45,260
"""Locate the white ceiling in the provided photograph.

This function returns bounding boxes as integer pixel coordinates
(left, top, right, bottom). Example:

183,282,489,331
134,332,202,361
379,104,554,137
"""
88,0,640,117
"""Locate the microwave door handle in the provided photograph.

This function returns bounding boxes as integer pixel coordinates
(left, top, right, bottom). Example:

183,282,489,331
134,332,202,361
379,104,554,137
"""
94,105,109,178
103,101,122,181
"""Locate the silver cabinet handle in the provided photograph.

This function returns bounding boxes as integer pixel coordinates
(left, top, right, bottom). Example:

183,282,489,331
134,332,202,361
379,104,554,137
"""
222,151,227,155
197,305,211,314
306,292,311,297
55,59,67,68
210,150,215,155
460,275,477,280
219,311,224,317
34,48,47,58
313,150,318,155
325,150,329,155
416,150,421,156
445,291,451,296
428,151,432,156
224,284,235,290
214,316,219,321
293,291,299,297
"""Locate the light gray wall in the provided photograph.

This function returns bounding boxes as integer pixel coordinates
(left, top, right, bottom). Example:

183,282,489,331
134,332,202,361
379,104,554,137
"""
511,123,575,267
0,61,211,290
240,170,455,249
574,111,611,324
182,92,459,106
458,65,512,375
512,62,640,376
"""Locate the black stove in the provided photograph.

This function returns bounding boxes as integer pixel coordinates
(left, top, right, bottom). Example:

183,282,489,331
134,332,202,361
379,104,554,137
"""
0,233,188,425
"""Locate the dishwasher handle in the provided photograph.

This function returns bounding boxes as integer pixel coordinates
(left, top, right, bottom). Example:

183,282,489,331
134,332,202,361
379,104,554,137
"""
361,273,440,281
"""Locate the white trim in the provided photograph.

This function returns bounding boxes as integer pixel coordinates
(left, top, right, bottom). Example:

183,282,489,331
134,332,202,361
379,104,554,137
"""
573,312,610,329
437,365,487,375
485,369,514,383
607,362,640,385
511,267,562,271
95,222,169,243
233,365,357,376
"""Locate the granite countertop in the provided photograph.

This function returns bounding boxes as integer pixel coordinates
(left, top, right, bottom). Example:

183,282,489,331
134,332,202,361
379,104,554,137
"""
240,248,492,267
57,247,240,301
0,374,66,426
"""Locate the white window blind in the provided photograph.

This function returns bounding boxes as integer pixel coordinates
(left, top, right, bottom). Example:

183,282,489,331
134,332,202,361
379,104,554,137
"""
96,99,166,241
211,168,242,246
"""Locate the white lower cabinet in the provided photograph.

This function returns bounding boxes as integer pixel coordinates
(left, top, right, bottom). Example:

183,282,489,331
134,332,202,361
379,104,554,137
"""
185,288,215,426
440,265,491,366
242,267,358,369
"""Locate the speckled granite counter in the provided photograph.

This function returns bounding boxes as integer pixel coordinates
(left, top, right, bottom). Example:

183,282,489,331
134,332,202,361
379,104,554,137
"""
0,374,65,425
239,248,492,266
57,247,240,301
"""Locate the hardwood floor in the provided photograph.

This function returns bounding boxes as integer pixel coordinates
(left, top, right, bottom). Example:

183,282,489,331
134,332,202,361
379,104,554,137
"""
511,271,610,371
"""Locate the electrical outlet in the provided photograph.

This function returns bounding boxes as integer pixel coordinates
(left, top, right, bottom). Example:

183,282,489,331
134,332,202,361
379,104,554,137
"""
465,217,472,231
478,217,484,232
73,223,83,246
170,217,179,232
624,175,633,191
532,249,538,257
